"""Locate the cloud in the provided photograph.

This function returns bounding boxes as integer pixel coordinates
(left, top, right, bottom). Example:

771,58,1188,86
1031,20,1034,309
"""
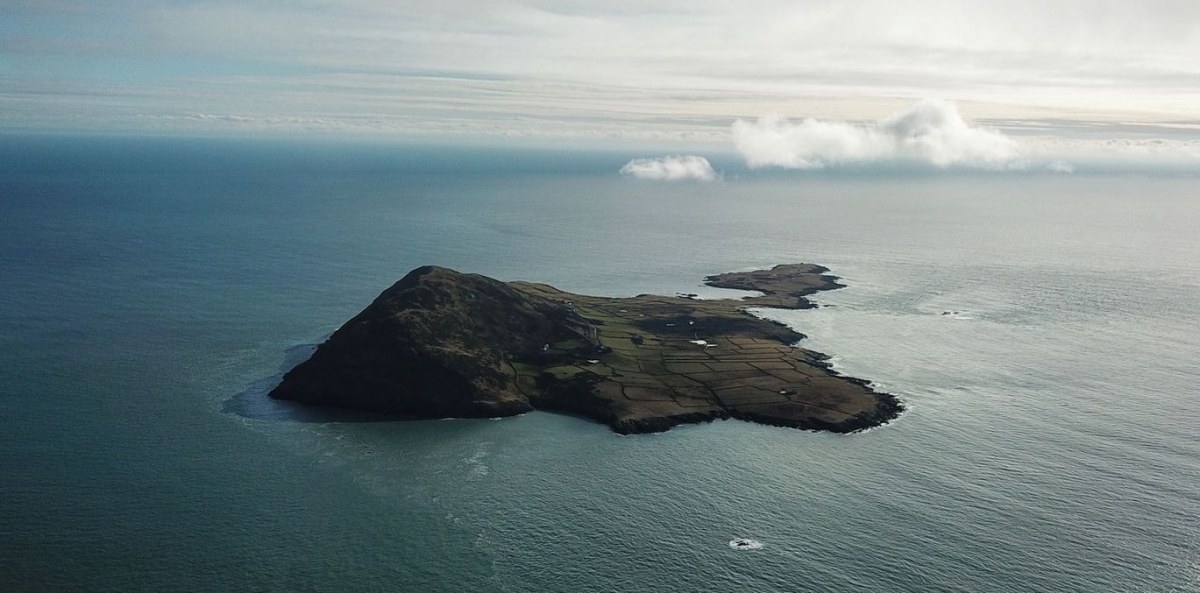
732,99,1021,169
1046,160,1075,173
7,2,1200,141
620,155,718,181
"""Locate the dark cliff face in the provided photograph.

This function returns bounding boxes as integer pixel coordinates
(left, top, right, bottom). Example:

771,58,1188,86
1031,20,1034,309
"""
269,266,587,417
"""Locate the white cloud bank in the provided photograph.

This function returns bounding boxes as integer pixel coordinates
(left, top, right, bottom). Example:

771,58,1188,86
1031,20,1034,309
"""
620,155,718,181
732,100,1020,170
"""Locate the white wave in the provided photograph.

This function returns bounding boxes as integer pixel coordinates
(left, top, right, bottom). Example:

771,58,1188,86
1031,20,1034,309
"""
728,538,763,550
463,444,491,479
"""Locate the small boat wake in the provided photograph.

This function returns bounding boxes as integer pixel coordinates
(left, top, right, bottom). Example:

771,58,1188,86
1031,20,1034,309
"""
728,538,763,550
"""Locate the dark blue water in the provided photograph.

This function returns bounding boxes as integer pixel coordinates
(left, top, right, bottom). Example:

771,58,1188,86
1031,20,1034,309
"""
2,135,1197,592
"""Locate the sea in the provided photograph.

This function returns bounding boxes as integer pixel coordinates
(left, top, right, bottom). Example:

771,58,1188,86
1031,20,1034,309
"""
1,134,1197,592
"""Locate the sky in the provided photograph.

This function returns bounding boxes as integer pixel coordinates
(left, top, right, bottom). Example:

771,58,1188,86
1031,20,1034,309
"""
3,1,1199,164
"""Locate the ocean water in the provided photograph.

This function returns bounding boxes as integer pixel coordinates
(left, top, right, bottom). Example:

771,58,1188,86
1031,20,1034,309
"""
1,135,1197,592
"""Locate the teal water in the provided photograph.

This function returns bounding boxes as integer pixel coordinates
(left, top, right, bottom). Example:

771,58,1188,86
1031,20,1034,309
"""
1,136,1198,592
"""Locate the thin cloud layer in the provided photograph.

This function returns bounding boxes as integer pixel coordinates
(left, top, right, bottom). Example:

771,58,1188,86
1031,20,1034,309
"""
5,2,1200,146
620,155,718,181
733,100,1020,169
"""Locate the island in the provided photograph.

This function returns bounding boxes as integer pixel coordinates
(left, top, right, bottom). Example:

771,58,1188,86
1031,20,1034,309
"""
269,264,903,434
